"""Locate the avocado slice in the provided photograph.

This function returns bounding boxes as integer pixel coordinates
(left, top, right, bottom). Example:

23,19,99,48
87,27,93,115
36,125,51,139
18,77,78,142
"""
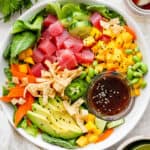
32,103,82,133
30,104,82,139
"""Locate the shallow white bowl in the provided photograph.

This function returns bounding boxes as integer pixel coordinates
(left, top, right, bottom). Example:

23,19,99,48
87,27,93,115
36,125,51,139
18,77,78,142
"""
0,0,150,150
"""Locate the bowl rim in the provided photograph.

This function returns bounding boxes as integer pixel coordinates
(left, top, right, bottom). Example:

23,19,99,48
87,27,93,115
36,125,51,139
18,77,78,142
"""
0,0,150,150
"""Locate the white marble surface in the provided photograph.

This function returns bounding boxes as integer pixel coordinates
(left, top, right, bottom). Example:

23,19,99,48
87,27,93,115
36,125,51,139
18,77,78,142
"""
0,0,150,150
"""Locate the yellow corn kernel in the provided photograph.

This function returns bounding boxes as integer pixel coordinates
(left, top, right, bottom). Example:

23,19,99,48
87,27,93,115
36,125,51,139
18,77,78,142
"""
136,52,142,60
76,136,88,147
106,63,117,70
95,64,104,73
25,48,33,56
83,36,95,47
122,32,133,43
127,55,134,65
134,88,140,96
96,54,105,62
90,27,102,40
18,64,28,74
24,57,34,64
86,133,99,143
18,52,26,60
85,121,97,132
131,89,135,97
103,29,114,38
84,114,95,122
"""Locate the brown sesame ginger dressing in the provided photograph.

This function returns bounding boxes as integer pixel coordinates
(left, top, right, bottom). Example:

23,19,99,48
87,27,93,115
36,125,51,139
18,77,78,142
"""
88,74,131,116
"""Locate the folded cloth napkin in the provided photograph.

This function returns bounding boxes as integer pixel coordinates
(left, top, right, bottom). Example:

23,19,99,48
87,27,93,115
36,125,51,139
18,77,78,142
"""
0,0,149,150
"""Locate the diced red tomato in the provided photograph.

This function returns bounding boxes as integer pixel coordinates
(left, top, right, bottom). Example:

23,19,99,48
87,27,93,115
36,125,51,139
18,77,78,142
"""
90,12,103,30
32,49,45,63
31,63,46,77
63,37,83,53
43,14,57,27
38,39,56,56
55,30,70,49
75,50,94,64
57,49,78,69
100,35,111,43
48,21,64,37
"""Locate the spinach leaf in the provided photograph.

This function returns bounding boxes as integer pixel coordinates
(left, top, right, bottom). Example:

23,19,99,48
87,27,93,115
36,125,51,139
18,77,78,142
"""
2,86,9,96
4,67,12,81
12,15,44,35
42,133,77,149
87,5,126,25
10,31,36,58
46,2,63,19
3,45,11,60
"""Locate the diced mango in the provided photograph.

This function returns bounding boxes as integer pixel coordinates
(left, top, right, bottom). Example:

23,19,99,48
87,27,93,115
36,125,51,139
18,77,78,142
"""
76,136,88,147
86,133,99,143
24,57,34,64
90,27,102,40
84,114,95,122
83,36,95,47
85,121,97,132
25,48,33,56
18,64,28,74
134,88,140,96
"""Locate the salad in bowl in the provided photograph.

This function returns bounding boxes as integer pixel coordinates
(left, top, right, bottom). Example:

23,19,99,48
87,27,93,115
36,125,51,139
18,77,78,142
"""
0,0,149,149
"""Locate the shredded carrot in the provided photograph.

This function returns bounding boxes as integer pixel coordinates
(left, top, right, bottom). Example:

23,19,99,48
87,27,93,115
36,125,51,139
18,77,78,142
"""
95,128,114,143
0,96,12,102
7,86,25,98
14,93,34,126
124,25,136,40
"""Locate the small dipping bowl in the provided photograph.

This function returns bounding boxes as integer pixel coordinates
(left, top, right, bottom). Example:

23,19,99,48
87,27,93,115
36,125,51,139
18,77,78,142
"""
87,71,134,121
124,0,150,16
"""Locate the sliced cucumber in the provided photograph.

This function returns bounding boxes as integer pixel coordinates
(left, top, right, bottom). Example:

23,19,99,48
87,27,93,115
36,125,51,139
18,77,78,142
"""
69,21,92,38
95,117,107,134
107,118,125,129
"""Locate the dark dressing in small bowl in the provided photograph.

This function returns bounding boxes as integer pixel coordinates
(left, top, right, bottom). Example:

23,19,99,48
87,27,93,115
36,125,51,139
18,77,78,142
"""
87,72,134,121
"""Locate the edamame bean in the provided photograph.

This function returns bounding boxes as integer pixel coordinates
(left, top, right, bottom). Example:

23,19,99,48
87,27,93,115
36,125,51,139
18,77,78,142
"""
127,68,133,80
141,80,147,88
134,47,140,52
125,49,133,54
132,62,141,70
79,71,87,79
140,63,148,74
130,78,140,85
92,60,98,67
132,56,141,63
86,76,91,83
88,67,95,78
133,71,143,77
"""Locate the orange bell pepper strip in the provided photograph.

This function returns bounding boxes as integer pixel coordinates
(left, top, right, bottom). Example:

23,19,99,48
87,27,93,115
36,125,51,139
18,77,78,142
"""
95,128,114,143
124,25,136,40
14,93,34,126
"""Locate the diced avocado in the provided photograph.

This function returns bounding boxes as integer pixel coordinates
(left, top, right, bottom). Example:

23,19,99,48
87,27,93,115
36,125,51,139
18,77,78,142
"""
69,21,92,38
107,118,125,129
95,118,107,134
27,111,82,139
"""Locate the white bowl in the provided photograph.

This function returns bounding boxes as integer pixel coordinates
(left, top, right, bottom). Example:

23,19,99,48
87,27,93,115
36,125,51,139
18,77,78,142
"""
0,0,150,150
